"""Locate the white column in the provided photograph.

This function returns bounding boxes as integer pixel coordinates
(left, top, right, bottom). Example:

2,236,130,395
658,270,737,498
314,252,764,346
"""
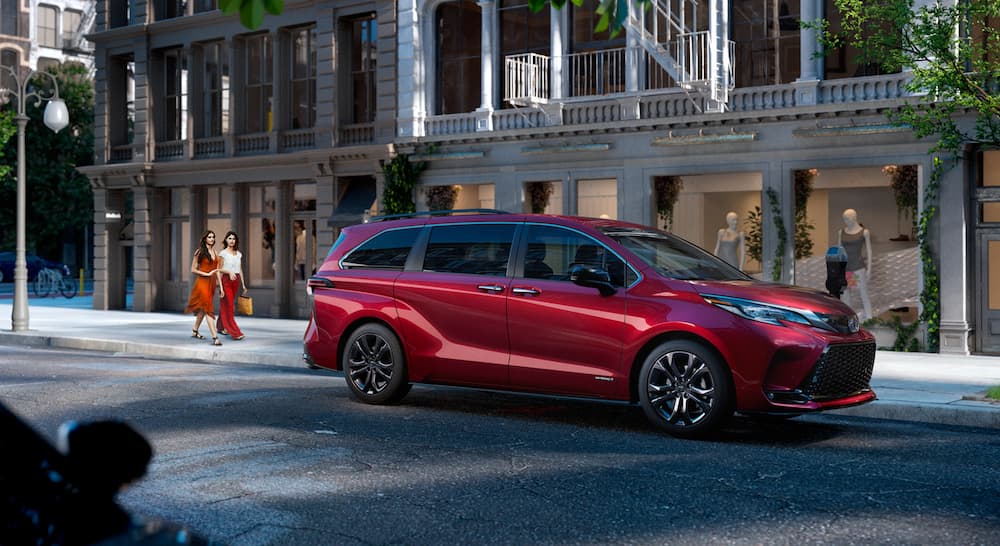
475,0,496,131
550,4,567,100
799,0,820,81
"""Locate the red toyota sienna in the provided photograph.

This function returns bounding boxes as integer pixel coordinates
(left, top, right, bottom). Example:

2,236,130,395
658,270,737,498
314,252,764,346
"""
304,211,876,437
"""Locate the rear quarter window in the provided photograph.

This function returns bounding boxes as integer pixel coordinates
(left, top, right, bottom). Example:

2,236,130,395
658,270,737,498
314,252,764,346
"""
341,227,421,270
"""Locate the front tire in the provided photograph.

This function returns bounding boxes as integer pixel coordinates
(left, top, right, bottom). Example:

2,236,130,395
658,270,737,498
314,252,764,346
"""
342,323,410,404
638,340,733,438
33,275,50,297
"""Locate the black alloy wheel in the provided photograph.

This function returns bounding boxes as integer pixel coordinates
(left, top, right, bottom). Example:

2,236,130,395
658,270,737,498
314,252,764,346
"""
342,323,410,404
638,339,733,437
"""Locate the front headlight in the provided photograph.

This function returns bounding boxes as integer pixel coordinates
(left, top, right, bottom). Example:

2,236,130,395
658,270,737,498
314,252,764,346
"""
702,294,858,333
702,294,812,327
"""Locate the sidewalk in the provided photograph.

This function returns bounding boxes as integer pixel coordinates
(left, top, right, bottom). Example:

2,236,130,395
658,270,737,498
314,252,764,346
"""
1,303,999,430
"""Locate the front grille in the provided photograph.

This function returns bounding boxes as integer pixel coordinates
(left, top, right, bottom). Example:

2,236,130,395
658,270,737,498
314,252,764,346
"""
798,341,876,400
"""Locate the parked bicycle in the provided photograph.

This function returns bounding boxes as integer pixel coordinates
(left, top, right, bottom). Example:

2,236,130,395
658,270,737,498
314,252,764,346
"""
33,267,76,299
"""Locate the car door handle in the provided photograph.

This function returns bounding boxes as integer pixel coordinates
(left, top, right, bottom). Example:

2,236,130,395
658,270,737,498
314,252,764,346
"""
512,287,540,296
477,284,505,293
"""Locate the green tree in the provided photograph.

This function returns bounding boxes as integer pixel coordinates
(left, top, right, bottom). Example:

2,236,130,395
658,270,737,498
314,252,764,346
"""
221,0,284,30
0,62,94,261
813,0,1000,152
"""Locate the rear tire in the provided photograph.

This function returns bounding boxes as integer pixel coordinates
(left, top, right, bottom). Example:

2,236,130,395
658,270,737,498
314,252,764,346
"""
638,339,733,438
60,277,76,298
342,323,410,404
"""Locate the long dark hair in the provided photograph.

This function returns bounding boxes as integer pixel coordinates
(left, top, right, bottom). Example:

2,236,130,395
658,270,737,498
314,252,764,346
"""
222,231,240,252
196,230,215,262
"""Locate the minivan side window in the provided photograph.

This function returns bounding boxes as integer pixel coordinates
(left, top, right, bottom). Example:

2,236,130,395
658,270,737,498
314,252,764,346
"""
341,227,420,270
422,224,516,276
522,225,633,287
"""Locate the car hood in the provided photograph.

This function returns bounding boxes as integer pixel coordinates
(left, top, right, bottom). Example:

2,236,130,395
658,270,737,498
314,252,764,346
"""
689,280,856,316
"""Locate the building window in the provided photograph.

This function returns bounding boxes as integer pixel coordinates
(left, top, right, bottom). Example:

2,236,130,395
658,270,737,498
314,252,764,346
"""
823,0,900,79
62,9,81,48
249,185,277,284
37,57,60,71
436,0,481,115
1,0,18,36
197,41,229,137
569,0,625,96
288,26,316,129
731,0,802,87
347,13,376,123
38,5,58,48
157,48,187,142
0,48,18,91
292,182,316,281
194,0,217,13
499,0,549,107
108,0,130,28
156,0,184,21
109,56,135,149
165,188,190,282
205,186,232,256
243,33,273,133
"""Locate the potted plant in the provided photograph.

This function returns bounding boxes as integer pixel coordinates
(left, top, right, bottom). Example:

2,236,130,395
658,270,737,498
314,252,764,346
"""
653,176,683,230
882,164,918,240
526,182,555,214
425,185,460,211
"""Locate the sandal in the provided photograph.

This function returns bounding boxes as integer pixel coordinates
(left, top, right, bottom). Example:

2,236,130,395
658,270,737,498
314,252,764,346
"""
192,329,205,339
212,337,222,346
219,329,229,335
233,335,245,341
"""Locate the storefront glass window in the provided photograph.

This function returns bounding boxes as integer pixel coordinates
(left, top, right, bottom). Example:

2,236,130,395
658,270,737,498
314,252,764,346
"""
577,179,617,220
666,173,763,275
792,166,919,323
248,185,277,284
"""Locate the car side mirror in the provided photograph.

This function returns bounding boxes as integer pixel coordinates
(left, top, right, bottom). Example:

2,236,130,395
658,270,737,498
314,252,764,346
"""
569,265,617,296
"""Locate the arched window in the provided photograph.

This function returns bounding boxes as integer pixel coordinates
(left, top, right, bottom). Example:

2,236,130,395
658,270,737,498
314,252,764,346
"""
0,48,18,91
436,0,481,115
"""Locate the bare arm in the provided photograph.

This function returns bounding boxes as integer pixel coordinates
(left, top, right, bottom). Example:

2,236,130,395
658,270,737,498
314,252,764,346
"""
714,229,723,255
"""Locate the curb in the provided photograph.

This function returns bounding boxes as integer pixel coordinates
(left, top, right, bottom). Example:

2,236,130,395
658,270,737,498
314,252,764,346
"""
829,399,1000,430
0,332,305,369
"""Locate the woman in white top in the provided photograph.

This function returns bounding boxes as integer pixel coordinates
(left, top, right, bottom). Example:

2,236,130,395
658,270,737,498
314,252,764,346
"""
216,231,248,340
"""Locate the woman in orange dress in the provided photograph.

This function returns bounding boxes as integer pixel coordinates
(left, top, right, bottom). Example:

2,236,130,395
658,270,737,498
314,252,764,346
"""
185,230,224,346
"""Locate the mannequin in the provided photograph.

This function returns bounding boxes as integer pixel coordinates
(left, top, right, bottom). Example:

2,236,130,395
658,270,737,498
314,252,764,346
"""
714,211,745,270
838,208,873,320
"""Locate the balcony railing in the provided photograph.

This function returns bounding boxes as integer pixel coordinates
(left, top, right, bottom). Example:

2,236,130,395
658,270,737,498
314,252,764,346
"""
280,128,316,151
155,139,186,160
424,72,916,137
110,144,133,163
194,136,226,158
339,123,375,146
235,133,271,155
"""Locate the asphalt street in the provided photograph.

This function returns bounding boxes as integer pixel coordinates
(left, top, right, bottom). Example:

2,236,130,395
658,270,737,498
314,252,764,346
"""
2,345,998,545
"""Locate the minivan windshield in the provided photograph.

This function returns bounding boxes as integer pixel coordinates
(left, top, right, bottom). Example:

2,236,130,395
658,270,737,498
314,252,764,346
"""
603,228,751,281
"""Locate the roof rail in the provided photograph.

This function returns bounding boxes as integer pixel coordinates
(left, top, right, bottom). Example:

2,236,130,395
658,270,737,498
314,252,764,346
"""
367,209,510,223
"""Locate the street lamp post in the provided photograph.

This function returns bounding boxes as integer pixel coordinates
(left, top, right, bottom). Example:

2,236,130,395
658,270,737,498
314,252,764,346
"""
2,66,70,332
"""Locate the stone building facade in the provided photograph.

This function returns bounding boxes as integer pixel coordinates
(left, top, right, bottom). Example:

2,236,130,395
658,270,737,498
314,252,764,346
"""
79,0,998,354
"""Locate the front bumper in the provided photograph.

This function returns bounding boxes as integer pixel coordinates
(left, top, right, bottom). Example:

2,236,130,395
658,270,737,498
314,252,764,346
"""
763,340,877,412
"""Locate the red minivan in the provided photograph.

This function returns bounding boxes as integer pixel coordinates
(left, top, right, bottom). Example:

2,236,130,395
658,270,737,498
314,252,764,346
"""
304,211,876,437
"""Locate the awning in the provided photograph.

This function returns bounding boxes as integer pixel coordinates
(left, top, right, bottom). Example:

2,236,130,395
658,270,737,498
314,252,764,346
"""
327,179,377,227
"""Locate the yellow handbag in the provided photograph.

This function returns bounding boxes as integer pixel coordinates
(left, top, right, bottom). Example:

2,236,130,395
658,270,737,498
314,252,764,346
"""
237,295,254,316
